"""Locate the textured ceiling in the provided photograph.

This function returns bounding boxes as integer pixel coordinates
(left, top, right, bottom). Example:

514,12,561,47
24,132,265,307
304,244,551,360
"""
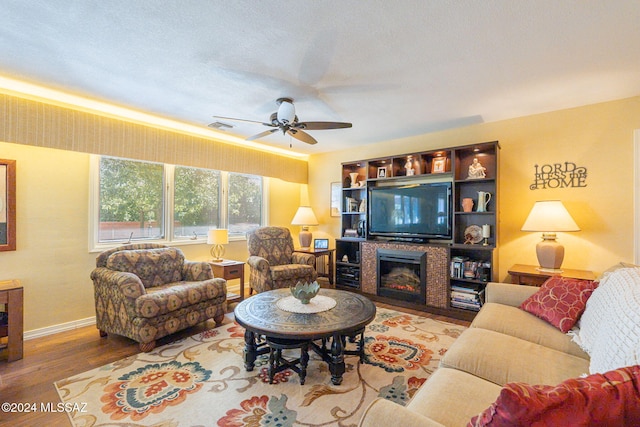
1,1,640,155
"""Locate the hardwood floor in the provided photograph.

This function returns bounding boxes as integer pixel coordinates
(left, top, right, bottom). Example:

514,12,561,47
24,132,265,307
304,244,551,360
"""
0,293,470,426
0,321,218,426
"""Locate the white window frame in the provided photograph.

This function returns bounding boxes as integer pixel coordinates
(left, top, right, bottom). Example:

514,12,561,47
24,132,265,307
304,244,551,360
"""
89,155,269,251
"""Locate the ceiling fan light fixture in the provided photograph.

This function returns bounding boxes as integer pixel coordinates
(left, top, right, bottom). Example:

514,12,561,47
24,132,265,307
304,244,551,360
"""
277,98,296,124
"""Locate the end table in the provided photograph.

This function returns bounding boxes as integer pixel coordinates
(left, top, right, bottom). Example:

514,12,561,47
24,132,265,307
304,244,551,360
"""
295,248,335,285
209,260,245,303
508,264,596,286
0,279,23,362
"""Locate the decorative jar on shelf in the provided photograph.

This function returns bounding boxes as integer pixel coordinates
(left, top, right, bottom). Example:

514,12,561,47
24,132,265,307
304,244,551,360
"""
462,198,474,212
349,173,359,188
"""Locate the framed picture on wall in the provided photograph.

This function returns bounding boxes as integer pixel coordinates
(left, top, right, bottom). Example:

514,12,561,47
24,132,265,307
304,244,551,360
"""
330,182,341,217
0,159,16,251
377,167,387,178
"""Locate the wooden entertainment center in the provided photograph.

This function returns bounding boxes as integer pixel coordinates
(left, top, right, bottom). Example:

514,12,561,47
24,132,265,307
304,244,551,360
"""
336,141,499,320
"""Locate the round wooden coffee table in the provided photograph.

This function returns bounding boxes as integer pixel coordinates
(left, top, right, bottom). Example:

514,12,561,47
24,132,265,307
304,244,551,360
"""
234,288,376,385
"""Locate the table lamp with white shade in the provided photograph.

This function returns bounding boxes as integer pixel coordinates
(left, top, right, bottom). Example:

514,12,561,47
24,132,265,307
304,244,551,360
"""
291,206,319,249
521,200,580,272
207,229,228,262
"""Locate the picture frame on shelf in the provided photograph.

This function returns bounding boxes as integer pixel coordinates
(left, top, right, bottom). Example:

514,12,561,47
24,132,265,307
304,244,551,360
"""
0,159,16,252
431,156,447,173
377,167,387,178
314,238,329,249
346,197,358,212
330,182,341,217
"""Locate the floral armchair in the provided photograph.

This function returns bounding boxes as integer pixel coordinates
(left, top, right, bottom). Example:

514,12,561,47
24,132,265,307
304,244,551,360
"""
247,227,317,294
90,243,227,352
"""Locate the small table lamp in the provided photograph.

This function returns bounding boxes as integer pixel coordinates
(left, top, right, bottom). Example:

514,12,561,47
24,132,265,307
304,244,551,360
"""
521,200,580,272
207,229,228,262
291,206,319,249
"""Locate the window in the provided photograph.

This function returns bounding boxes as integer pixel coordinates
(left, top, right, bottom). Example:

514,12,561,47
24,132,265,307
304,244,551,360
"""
98,157,164,242
173,166,220,239
91,156,267,248
228,173,263,235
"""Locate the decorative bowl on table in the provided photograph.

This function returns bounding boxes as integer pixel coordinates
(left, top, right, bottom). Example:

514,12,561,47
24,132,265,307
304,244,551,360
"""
290,281,320,304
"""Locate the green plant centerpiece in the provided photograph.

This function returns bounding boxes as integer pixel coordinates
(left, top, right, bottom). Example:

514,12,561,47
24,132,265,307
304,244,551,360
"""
290,281,320,304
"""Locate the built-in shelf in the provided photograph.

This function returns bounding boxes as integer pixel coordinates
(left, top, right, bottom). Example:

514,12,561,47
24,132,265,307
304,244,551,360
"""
338,141,499,320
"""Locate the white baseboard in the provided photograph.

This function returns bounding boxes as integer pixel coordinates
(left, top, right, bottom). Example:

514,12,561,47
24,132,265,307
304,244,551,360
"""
24,316,97,340
22,286,244,341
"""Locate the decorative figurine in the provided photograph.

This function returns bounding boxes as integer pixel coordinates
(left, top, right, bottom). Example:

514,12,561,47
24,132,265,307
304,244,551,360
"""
405,156,415,176
467,158,487,179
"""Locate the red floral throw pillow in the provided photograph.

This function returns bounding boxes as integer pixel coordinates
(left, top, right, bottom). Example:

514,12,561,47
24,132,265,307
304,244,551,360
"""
468,365,640,426
519,276,597,333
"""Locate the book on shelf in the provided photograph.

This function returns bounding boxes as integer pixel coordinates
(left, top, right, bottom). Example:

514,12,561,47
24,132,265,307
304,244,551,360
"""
451,290,479,302
450,258,491,281
451,284,482,293
450,286,485,311
451,300,482,311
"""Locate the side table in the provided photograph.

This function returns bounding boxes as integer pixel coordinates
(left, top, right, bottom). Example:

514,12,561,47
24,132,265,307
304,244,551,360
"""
508,264,596,286
209,260,245,303
0,279,23,362
295,248,335,285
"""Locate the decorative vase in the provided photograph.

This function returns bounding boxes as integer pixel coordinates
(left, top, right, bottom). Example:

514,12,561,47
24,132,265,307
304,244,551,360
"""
462,198,474,212
349,172,359,187
477,191,492,212
290,281,320,304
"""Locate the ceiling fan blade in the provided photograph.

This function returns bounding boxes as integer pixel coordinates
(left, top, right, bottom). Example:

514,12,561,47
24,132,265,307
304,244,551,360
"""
287,129,318,145
295,121,353,130
212,115,274,127
246,128,279,141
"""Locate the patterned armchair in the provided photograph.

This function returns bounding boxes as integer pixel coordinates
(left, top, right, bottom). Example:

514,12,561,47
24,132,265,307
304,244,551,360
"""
247,227,317,294
90,243,227,352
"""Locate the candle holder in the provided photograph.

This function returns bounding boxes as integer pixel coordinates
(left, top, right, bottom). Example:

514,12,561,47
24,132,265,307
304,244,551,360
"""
482,224,490,246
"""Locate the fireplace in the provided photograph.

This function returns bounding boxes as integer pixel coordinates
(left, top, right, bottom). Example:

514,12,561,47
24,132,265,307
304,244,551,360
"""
376,249,427,305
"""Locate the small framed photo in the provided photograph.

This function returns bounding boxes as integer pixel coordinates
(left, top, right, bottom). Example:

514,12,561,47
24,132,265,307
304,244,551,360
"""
431,157,446,174
314,238,329,249
377,167,387,178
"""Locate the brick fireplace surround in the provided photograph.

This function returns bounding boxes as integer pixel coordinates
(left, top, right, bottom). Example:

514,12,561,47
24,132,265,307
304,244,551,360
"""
360,241,449,309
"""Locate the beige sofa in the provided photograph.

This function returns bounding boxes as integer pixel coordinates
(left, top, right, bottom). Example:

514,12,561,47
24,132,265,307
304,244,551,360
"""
359,282,592,427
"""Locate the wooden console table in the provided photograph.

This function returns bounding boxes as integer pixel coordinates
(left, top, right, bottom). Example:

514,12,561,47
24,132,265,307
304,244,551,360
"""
0,279,23,362
296,248,335,285
508,264,596,286
209,260,245,303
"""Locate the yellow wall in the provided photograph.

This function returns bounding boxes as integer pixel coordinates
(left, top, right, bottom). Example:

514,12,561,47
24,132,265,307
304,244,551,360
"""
4,95,640,334
0,141,301,333
309,96,640,281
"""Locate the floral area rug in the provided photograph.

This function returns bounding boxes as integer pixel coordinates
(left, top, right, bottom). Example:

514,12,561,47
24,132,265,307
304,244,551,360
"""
55,307,465,427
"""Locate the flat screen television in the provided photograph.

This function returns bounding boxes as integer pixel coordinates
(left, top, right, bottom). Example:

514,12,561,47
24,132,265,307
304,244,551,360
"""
367,182,452,241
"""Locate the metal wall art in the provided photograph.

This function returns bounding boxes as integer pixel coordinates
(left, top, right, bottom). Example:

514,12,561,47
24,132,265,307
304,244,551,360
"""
530,161,587,190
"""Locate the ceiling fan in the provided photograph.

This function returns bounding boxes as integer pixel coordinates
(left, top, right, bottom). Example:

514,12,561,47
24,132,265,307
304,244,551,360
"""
210,98,352,145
